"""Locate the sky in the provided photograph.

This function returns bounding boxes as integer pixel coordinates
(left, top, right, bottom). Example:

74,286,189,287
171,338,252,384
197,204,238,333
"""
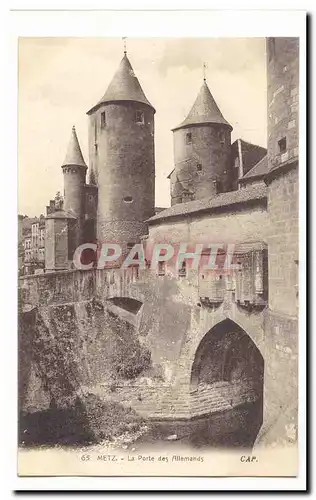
18,37,267,216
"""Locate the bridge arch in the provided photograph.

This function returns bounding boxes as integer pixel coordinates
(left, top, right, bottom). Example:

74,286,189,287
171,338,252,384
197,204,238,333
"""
106,296,143,314
190,319,264,395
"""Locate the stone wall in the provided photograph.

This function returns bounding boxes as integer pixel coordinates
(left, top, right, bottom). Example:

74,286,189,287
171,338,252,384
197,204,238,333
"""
256,310,298,447
267,167,299,316
19,267,142,310
20,268,96,308
45,218,69,271
148,203,268,247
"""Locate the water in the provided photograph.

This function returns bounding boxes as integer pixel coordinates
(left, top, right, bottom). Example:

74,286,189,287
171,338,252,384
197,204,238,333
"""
19,399,261,452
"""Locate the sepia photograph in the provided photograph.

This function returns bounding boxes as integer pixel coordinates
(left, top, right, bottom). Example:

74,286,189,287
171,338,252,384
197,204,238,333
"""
15,10,305,484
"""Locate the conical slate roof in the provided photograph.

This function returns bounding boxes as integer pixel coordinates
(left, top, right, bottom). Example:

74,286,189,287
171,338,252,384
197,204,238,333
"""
62,126,87,169
172,80,232,131
87,53,155,114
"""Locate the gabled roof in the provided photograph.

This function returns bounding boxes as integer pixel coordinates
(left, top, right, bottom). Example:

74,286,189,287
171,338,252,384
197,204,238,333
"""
240,155,268,182
172,80,232,132
147,184,267,224
87,53,155,114
62,126,87,169
236,139,267,176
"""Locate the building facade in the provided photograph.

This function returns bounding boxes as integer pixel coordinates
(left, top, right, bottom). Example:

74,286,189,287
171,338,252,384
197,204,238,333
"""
19,215,45,275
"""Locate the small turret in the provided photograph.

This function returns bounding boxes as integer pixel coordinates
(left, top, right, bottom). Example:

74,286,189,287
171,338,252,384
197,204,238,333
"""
171,79,233,205
61,126,87,255
44,127,88,272
62,126,87,218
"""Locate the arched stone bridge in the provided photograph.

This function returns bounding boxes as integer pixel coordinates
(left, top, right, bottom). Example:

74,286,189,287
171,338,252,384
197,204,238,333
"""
20,267,266,373
19,267,267,446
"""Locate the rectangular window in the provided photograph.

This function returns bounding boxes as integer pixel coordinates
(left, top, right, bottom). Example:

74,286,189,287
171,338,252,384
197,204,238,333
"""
213,179,219,194
186,132,192,145
94,118,98,143
178,260,186,278
278,137,287,153
135,110,144,124
197,163,202,172
217,130,225,145
101,111,106,128
158,261,165,276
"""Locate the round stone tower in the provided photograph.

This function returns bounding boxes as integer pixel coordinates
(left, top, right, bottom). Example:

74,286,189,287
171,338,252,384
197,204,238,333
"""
87,52,155,249
171,79,233,205
62,125,87,248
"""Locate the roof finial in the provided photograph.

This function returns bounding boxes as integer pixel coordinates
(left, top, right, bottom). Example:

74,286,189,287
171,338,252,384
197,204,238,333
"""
203,62,207,82
123,37,127,55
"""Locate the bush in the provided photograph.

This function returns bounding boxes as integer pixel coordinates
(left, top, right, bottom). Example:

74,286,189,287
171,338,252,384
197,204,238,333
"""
78,393,144,441
112,343,151,379
19,393,144,446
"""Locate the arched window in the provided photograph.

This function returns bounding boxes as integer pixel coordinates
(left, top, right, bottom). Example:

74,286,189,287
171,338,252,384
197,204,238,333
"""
186,132,192,145
135,110,144,124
